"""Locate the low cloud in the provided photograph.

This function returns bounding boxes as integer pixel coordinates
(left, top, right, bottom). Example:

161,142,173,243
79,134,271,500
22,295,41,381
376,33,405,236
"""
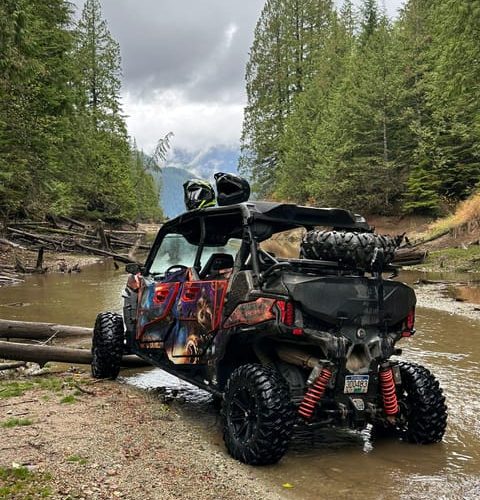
124,89,243,153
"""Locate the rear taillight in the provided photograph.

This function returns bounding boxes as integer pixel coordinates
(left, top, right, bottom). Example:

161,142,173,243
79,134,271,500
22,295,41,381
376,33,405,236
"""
402,308,416,337
277,300,295,326
276,300,303,335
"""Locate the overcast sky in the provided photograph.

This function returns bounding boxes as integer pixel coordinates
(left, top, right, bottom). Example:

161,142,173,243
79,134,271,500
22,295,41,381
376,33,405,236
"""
74,0,405,153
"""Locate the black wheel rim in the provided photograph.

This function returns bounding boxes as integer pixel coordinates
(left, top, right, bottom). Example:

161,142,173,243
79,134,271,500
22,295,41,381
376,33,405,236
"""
228,386,258,443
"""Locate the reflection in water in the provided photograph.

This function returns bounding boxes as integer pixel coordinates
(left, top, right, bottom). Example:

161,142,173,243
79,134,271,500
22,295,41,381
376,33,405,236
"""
0,261,126,326
0,263,479,498
446,284,480,305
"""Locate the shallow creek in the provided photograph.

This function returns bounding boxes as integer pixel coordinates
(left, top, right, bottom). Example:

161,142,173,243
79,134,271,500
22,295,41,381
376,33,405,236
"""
0,262,479,499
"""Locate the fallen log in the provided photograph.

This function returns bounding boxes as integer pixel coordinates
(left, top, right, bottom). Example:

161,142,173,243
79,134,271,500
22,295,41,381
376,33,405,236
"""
0,237,26,249
0,361,26,371
106,230,146,236
393,248,428,266
74,242,136,264
57,215,87,229
0,341,148,368
0,319,91,340
409,229,450,248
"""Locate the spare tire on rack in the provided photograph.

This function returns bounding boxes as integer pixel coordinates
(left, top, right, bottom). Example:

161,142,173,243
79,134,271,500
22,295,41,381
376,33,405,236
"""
300,230,402,271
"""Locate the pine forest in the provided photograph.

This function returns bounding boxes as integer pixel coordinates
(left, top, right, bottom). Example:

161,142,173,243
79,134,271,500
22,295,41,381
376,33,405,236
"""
0,0,162,222
240,0,480,215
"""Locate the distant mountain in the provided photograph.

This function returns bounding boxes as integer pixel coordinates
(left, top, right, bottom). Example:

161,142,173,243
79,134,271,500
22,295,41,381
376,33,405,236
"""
166,145,239,181
149,145,240,219
156,167,195,219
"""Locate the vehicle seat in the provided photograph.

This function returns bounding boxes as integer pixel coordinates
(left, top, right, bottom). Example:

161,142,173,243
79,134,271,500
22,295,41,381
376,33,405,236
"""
200,253,234,280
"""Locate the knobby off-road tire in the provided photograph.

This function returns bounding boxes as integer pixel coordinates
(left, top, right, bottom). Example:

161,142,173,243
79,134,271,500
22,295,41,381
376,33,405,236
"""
222,364,295,465
91,312,124,380
373,362,447,444
301,230,401,270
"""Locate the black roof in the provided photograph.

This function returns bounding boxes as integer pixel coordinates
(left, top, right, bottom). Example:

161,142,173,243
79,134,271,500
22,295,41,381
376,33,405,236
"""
161,201,370,246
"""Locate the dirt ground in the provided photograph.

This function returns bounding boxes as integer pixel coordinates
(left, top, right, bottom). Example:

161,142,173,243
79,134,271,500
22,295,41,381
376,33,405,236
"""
0,371,281,500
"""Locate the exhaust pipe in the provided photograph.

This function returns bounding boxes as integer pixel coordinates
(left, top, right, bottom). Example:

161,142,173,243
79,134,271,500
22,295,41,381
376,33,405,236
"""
276,345,321,369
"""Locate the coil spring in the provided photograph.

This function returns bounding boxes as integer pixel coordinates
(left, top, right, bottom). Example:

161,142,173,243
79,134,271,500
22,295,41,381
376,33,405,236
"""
379,367,399,415
298,368,332,420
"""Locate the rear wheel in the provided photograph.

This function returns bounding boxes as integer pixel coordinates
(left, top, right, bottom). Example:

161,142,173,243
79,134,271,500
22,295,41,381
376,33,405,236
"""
373,362,447,443
222,364,295,465
91,312,124,380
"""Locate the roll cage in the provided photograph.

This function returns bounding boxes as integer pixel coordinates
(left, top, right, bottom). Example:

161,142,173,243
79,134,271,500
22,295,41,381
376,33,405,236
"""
144,202,370,281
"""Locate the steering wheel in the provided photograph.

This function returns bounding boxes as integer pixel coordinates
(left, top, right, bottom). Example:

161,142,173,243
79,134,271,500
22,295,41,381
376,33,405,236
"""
165,264,188,275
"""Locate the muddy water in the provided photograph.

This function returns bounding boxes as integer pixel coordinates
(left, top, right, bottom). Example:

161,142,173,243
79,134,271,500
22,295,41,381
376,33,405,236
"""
0,264,479,499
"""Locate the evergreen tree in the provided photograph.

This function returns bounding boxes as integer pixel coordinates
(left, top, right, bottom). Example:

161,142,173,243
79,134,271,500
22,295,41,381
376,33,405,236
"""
0,0,78,218
276,8,352,202
239,0,334,197
405,0,480,212
74,0,136,220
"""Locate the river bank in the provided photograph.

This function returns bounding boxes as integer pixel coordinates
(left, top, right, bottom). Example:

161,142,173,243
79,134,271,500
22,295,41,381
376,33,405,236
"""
0,371,280,500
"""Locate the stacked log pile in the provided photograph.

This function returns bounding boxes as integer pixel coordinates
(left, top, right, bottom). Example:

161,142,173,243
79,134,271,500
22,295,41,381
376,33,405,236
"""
0,216,150,284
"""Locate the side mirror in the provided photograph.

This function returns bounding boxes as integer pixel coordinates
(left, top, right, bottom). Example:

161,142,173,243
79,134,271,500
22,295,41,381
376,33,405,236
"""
125,263,144,274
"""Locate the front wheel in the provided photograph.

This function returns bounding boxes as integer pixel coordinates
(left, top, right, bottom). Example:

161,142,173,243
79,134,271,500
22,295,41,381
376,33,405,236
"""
222,364,295,465
91,312,124,379
374,362,447,443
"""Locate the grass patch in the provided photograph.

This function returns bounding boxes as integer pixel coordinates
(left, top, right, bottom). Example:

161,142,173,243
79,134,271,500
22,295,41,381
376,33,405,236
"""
0,377,64,399
0,466,52,498
1,417,33,428
60,395,77,404
424,245,480,272
66,454,88,465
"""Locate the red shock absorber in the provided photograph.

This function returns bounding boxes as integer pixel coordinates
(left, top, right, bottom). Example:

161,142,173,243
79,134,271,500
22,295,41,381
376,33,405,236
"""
298,367,333,420
379,366,399,416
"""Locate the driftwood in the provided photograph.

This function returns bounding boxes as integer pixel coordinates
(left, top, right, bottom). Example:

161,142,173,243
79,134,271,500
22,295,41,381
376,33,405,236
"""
96,220,112,252
106,230,146,236
35,247,45,272
409,229,450,248
0,237,26,249
7,227,65,247
0,275,24,285
393,247,428,266
74,242,136,263
0,319,91,340
0,341,147,367
57,215,87,229
0,361,26,371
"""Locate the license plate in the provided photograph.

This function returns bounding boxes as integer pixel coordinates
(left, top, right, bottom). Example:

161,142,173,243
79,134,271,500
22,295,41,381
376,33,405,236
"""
344,375,369,394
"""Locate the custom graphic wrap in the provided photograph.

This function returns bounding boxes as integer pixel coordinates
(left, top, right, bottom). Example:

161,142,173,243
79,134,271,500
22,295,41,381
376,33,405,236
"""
136,282,180,348
166,280,227,362
223,298,276,328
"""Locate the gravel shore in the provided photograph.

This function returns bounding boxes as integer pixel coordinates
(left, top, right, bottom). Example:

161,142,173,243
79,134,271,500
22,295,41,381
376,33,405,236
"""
0,373,283,499
414,283,480,322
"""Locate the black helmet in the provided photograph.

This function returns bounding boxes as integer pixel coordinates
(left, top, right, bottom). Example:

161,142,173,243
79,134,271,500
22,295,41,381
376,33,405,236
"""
183,179,216,211
214,172,250,206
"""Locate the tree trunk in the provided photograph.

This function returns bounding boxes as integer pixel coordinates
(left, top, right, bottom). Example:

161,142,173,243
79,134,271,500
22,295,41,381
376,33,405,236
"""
0,341,147,368
0,319,91,340
35,247,44,272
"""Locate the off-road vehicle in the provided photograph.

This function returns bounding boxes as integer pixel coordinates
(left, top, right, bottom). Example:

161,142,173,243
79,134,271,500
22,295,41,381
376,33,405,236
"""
92,176,447,465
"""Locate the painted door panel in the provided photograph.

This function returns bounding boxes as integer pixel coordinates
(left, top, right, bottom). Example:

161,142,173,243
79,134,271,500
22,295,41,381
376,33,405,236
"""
165,280,227,363
136,279,181,349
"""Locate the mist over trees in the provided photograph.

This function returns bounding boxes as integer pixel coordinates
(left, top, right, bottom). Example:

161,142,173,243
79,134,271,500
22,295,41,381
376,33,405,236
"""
240,0,480,215
0,0,161,222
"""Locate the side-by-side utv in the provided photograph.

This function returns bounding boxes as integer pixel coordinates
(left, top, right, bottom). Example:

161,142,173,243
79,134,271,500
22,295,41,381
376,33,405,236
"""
91,173,447,465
